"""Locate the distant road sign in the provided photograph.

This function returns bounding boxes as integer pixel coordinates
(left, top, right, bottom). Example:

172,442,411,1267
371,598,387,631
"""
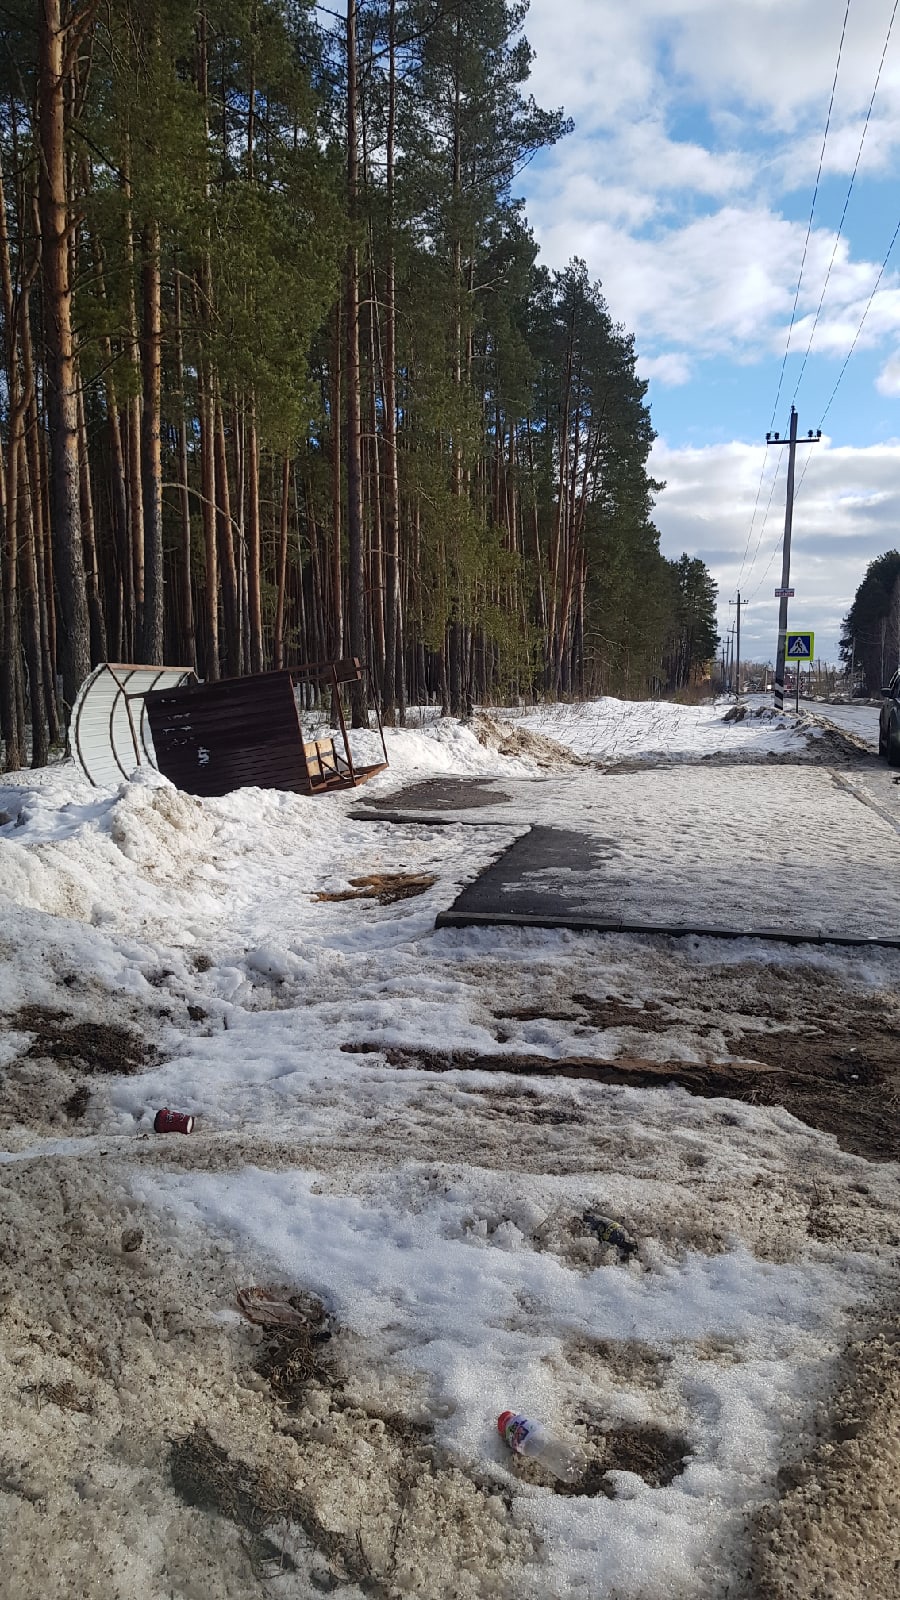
774,588,795,597
786,631,814,659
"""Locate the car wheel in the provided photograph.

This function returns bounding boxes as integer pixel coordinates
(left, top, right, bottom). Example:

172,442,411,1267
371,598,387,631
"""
879,719,888,756
888,717,900,768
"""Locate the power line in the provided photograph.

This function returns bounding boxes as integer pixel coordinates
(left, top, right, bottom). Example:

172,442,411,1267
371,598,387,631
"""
792,0,900,405
768,0,852,432
734,450,775,591
736,1,852,594
817,208,900,427
740,452,785,598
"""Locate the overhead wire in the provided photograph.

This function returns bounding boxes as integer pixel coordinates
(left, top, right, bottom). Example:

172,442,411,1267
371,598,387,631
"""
735,0,852,597
745,457,789,605
736,0,900,646
792,0,900,405
767,0,852,433
817,208,900,426
736,1,896,630
733,452,777,592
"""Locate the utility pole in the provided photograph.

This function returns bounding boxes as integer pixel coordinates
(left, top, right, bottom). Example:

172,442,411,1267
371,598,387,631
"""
767,407,821,711
729,591,743,698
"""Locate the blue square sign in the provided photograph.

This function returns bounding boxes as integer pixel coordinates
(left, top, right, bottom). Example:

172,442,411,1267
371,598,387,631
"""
786,632,814,660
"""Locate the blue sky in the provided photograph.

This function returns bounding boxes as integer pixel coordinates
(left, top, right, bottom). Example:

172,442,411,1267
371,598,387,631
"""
518,0,900,663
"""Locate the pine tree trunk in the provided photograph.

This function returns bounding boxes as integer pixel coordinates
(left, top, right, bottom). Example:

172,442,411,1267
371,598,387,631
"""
345,0,366,724
330,303,343,659
173,265,196,669
273,457,289,671
0,142,24,768
214,395,240,676
38,0,92,711
367,267,385,696
381,0,402,725
18,244,58,747
1,422,22,771
36,425,61,742
76,382,107,662
198,358,219,680
140,219,164,661
246,400,263,673
122,147,144,650
19,437,48,767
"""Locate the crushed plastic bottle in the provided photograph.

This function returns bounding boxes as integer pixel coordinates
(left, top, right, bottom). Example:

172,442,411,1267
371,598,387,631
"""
497,1411,585,1483
582,1213,637,1259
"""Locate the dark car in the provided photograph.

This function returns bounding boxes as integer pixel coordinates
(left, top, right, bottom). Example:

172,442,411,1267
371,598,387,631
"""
879,673,900,763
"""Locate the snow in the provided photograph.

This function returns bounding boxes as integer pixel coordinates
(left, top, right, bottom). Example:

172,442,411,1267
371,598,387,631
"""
128,1159,882,1598
513,697,810,763
802,700,879,749
2,698,900,1598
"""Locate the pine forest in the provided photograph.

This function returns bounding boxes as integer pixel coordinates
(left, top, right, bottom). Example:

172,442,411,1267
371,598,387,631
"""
0,0,719,770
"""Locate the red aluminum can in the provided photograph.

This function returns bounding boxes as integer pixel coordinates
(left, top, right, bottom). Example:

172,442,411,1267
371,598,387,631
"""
153,1107,194,1135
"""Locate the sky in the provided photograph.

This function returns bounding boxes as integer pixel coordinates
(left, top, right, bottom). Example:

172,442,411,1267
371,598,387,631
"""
518,0,900,664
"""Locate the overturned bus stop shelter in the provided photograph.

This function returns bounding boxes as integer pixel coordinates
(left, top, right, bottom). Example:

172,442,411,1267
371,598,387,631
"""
72,659,389,797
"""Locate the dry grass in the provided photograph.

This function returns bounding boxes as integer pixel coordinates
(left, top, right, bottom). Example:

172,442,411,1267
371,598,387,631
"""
314,871,436,906
23,1379,93,1415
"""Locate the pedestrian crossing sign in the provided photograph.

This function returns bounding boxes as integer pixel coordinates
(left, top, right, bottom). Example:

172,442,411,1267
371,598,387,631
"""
786,631,814,659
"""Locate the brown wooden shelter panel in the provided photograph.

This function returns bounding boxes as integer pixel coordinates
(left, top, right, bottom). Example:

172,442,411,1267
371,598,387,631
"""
144,661,388,798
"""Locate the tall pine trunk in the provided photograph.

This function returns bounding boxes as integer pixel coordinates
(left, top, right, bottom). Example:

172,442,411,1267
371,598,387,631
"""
38,0,92,712
140,219,164,661
173,264,196,669
381,0,403,724
273,458,289,671
330,302,343,659
246,398,263,673
345,0,366,723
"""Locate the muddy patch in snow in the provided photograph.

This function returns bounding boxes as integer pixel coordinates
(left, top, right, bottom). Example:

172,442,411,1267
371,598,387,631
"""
0,1158,539,1600
446,955,900,1164
0,1004,158,1141
13,1006,151,1075
749,1319,900,1599
471,713,584,769
346,1034,899,1163
720,705,876,766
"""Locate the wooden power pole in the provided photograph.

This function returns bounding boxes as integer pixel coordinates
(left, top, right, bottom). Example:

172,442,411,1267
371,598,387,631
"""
729,591,743,697
768,407,821,712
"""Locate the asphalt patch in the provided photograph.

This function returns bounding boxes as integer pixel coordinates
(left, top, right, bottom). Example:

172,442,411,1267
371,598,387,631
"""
359,777,512,813
435,825,900,948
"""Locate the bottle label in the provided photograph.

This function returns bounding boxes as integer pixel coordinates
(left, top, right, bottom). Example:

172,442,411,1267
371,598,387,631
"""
502,1414,534,1454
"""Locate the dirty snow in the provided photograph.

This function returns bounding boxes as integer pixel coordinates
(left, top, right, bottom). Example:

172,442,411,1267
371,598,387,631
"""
1,702,899,1599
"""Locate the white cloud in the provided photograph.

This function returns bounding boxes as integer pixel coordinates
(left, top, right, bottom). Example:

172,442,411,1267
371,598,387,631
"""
516,0,900,654
640,351,693,386
532,203,882,358
527,0,900,137
876,348,900,394
520,0,900,369
650,435,900,658
525,0,659,124
662,0,900,131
